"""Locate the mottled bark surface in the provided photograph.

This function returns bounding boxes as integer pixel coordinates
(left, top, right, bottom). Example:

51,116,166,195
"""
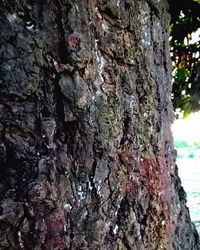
0,0,199,249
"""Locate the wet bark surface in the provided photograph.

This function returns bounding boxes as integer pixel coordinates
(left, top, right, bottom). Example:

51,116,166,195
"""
0,0,199,249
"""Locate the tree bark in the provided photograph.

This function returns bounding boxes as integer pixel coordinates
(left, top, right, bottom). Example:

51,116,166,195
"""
0,0,199,249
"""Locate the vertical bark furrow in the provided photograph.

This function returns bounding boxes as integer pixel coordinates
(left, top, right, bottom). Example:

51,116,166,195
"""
0,0,199,249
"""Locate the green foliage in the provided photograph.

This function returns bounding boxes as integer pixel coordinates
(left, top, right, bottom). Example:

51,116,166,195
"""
174,140,189,148
192,141,200,147
188,151,195,158
169,0,200,117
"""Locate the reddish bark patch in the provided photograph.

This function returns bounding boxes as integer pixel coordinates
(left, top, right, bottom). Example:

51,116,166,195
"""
102,67,113,84
139,156,171,204
139,155,172,245
124,180,138,194
45,236,66,250
45,208,66,249
67,33,80,49
117,144,134,168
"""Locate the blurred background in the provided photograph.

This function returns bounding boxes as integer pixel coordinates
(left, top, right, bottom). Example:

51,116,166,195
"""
172,112,200,233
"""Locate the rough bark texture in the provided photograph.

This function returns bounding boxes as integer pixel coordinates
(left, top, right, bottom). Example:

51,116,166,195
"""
0,0,199,249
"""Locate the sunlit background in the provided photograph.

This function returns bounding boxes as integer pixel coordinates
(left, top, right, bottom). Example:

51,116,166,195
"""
172,112,200,233
172,112,200,144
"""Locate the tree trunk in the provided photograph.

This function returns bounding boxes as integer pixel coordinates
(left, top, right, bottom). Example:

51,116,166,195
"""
0,0,199,249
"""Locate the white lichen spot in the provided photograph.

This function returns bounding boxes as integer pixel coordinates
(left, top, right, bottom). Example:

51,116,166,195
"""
102,20,109,32
113,224,119,234
25,21,36,30
77,186,85,200
140,5,149,26
64,203,72,210
94,40,100,63
94,39,107,92
89,117,93,124
77,94,87,107
139,4,151,46
18,11,24,16
96,90,101,96
153,21,162,42
129,99,134,109
141,32,151,46
27,25,35,30
117,0,120,7
97,185,100,194
74,3,80,13
83,211,88,217
7,13,17,23
89,181,93,190
161,220,165,226
18,231,24,248
129,95,137,109
26,21,32,25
